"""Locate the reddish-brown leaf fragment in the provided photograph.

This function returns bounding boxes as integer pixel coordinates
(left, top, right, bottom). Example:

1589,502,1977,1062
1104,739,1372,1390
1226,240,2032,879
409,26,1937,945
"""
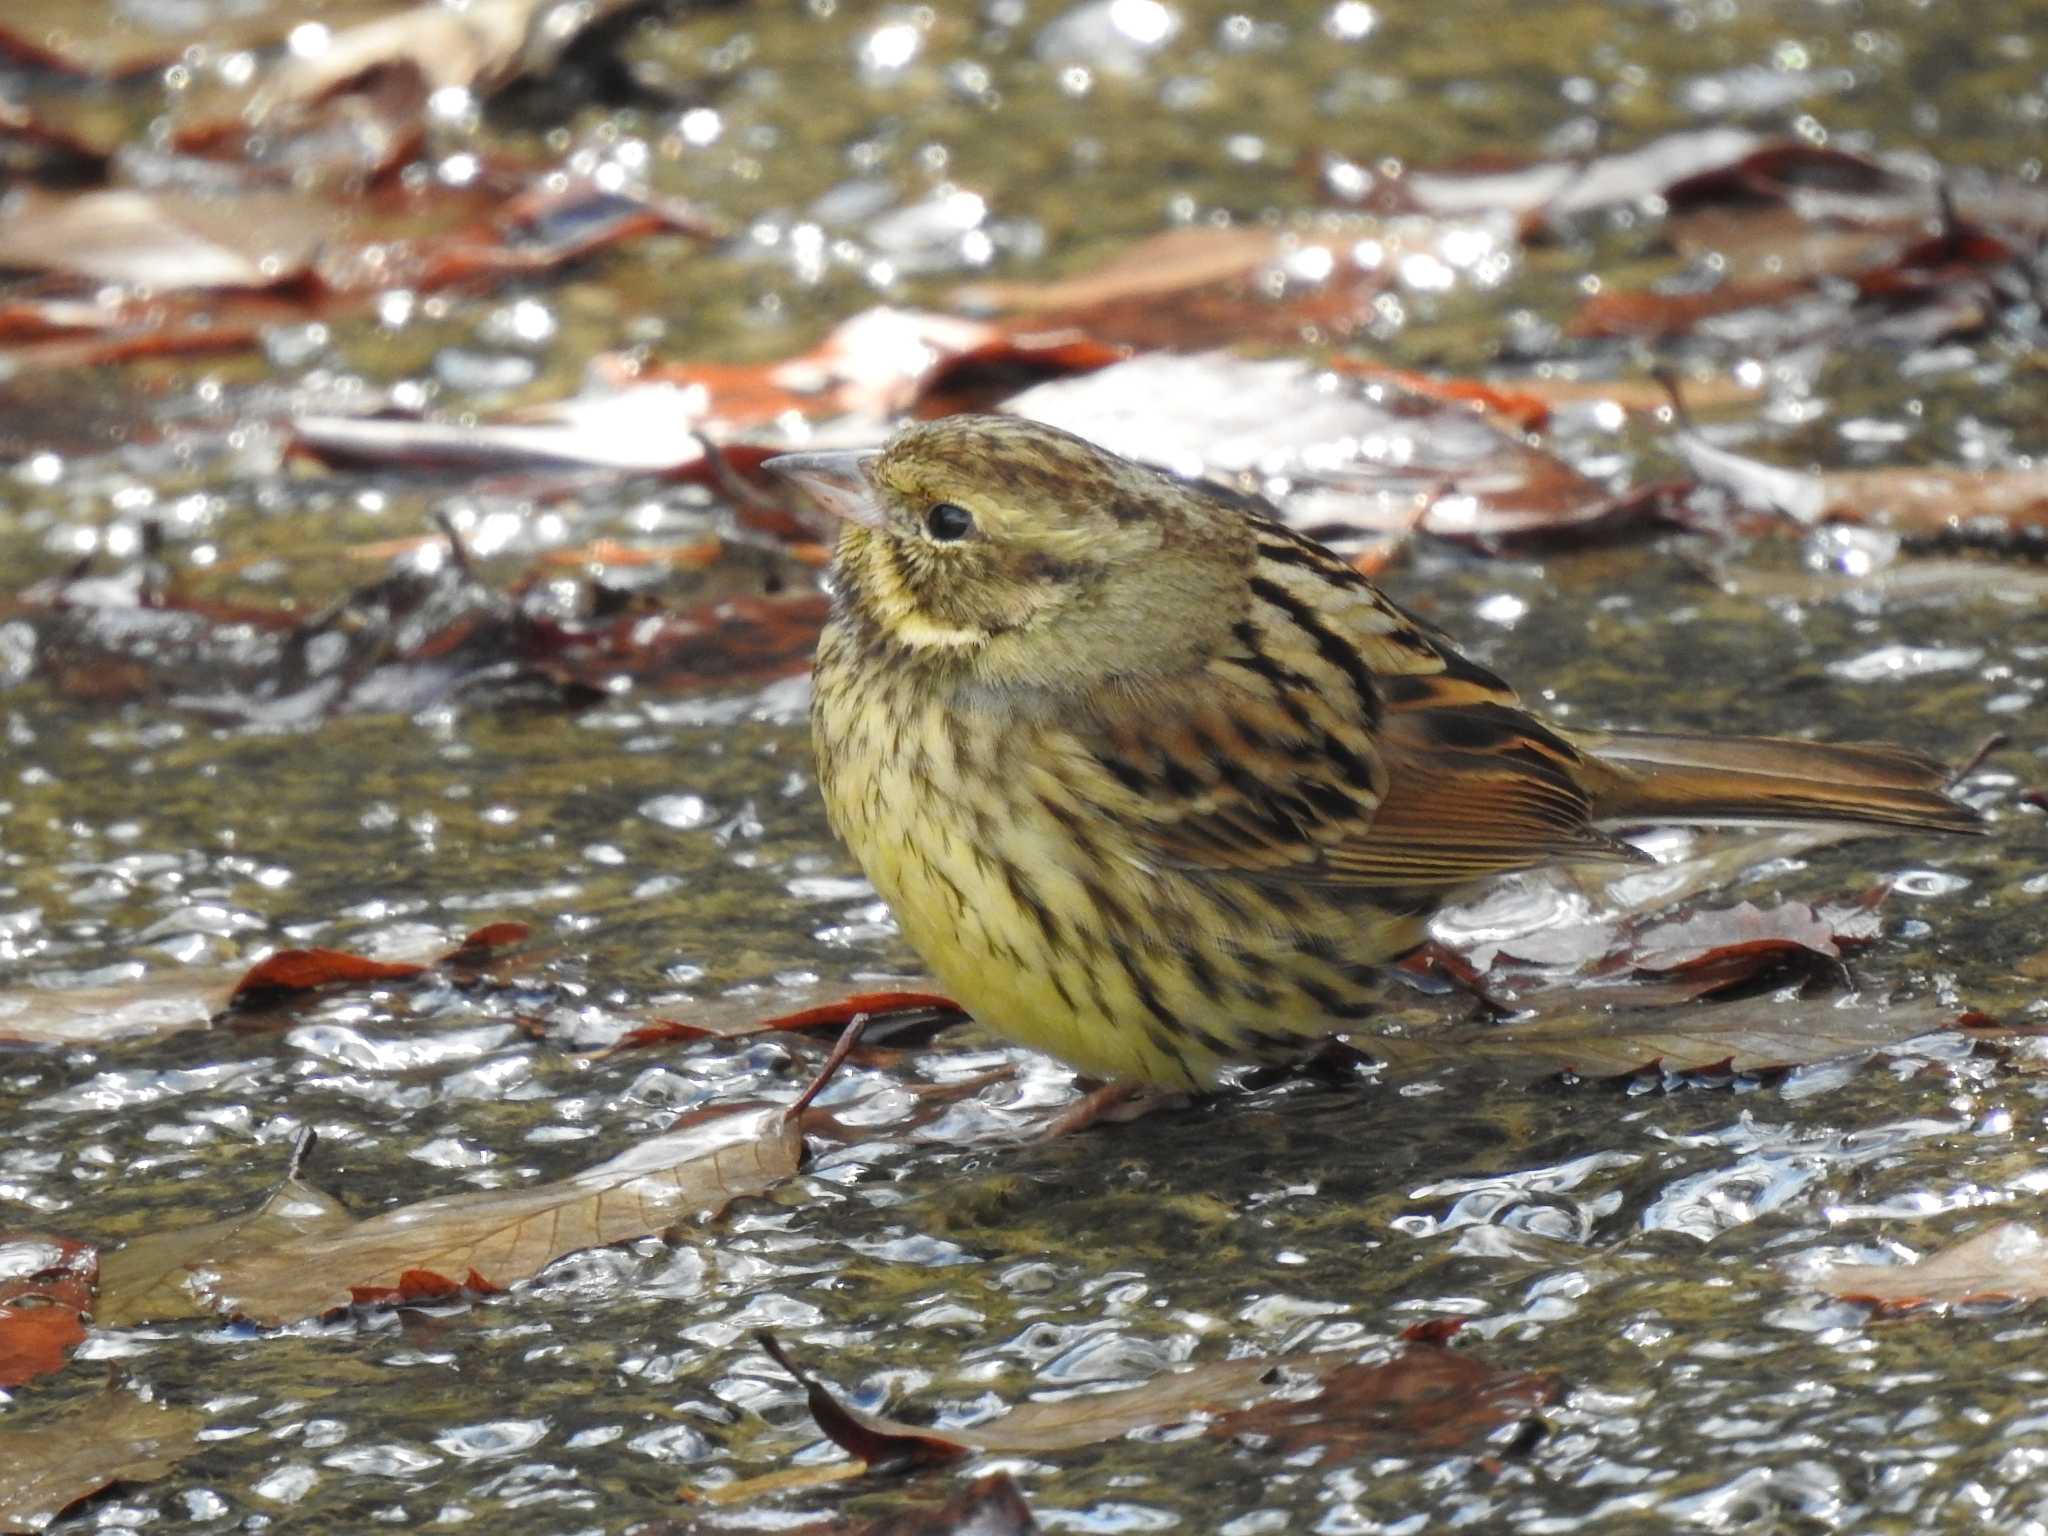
1208,1344,1558,1460
349,1267,503,1307
756,991,964,1037
228,947,429,1003
758,1331,972,1471
0,1235,97,1388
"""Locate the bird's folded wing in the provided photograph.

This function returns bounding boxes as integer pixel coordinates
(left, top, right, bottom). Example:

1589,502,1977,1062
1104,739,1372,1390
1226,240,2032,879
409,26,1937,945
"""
1072,633,1638,891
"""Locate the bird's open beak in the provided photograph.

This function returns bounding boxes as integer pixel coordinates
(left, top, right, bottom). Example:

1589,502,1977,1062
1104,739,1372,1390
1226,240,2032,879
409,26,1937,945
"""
761,449,887,530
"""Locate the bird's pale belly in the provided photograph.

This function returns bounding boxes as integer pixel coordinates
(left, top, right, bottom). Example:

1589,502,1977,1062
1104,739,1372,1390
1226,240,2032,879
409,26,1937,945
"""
811,648,1415,1088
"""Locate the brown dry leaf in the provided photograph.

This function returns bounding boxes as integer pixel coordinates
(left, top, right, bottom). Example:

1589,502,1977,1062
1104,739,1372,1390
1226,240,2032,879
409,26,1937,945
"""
1675,428,2048,536
956,227,1318,314
0,976,225,1047
1208,1347,1558,1460
0,189,345,290
1819,1223,2048,1311
1005,352,1655,549
0,0,397,76
194,1105,802,1324
1382,994,1967,1081
94,1173,350,1328
957,225,1399,351
0,1235,97,1388
755,1331,1551,1480
1819,465,2048,536
1328,125,1767,225
0,1389,203,1535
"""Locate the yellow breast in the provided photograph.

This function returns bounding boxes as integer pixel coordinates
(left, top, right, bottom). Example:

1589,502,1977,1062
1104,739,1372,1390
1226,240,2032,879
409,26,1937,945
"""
808,622,1418,1088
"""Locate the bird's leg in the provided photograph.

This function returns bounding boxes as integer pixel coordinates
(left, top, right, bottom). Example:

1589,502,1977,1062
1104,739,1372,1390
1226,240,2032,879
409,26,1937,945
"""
1037,1079,1188,1138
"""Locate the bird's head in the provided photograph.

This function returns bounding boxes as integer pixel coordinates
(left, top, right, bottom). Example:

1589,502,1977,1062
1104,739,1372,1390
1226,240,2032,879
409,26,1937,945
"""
765,415,1251,694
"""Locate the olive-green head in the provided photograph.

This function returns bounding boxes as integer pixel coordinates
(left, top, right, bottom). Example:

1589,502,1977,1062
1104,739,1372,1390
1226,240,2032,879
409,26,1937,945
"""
766,415,1251,693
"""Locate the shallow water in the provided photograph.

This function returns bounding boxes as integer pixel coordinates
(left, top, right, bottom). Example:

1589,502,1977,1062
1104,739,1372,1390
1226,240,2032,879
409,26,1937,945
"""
3,0,2047,1531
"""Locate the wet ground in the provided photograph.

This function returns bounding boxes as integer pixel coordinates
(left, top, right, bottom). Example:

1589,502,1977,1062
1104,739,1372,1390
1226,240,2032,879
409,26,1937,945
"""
3,0,2046,1531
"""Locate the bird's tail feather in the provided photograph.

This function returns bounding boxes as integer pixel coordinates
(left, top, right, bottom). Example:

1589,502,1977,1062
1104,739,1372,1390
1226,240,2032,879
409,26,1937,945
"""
1578,729,1985,835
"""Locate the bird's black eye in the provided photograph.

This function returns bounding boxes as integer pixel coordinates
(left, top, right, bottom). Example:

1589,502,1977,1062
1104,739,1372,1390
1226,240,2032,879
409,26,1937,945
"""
924,502,975,542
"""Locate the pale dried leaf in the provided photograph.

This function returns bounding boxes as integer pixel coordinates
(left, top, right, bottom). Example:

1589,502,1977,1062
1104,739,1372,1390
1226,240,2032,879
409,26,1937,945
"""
95,1177,350,1327
197,1106,801,1324
0,1390,203,1534
1822,1223,2048,1308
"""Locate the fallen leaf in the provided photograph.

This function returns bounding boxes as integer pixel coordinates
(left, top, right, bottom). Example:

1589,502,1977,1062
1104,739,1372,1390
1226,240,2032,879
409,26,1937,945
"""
95,1171,350,1327
0,1390,204,1535
1208,1345,1556,1460
0,977,223,1047
0,0,397,76
1005,352,1657,549
0,1236,97,1388
953,225,1392,349
195,1104,802,1324
755,1331,1553,1475
1818,1222,2048,1311
1381,994,1968,1080
227,947,430,1004
0,188,343,290
606,989,964,1054
1351,126,1767,226
173,0,649,178
1817,465,2048,537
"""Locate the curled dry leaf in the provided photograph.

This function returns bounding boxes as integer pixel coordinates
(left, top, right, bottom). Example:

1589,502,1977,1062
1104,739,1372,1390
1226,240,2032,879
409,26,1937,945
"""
0,1235,97,1388
1817,1222,2048,1312
0,1390,205,1536
192,1104,802,1324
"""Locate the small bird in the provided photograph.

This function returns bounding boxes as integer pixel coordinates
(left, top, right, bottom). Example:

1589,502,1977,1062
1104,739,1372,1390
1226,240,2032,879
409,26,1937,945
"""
766,417,1982,1091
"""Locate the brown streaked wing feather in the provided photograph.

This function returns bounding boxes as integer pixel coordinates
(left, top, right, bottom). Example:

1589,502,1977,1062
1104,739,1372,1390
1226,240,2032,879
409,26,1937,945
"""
1082,525,1641,889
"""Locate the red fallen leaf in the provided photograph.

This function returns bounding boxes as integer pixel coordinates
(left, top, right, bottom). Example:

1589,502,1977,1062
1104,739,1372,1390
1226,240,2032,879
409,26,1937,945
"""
348,1266,504,1307
0,1235,97,1388
1397,1317,1470,1345
228,948,430,1004
605,990,965,1056
954,226,1394,351
438,921,533,973
756,990,963,1037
